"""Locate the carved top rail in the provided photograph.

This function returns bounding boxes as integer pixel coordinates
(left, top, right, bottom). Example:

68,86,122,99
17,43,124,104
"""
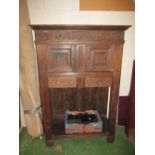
30,25,130,30
30,25,130,44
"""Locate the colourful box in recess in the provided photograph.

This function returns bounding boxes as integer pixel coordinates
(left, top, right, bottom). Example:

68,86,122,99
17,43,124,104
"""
65,110,103,134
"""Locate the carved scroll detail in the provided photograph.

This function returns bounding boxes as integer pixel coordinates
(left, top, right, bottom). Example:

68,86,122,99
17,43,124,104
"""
85,77,112,87
48,76,76,88
36,30,123,42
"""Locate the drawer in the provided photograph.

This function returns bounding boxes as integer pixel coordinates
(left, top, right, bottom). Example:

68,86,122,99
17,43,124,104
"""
48,76,76,88
85,77,112,87
48,76,112,88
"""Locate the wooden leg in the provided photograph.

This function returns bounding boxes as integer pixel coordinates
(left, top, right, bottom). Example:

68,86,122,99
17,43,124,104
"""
39,88,53,146
37,45,54,146
107,86,118,143
107,45,123,143
45,133,54,146
107,118,115,143
42,88,54,146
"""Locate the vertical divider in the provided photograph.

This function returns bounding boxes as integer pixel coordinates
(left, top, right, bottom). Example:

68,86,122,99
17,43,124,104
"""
59,88,65,113
71,88,76,110
68,88,74,110
56,89,59,113
81,88,86,111
92,88,98,110
69,88,72,110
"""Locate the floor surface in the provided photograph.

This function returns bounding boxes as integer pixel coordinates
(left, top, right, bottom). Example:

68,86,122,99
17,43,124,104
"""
19,127,135,155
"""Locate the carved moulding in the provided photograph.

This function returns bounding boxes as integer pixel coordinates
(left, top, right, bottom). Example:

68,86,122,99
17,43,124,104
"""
35,30,124,42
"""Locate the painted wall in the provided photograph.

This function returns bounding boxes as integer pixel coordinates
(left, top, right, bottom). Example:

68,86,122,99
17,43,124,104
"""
27,0,135,96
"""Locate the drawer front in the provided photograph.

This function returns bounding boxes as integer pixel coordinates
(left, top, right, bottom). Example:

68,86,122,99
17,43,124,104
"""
85,77,112,87
48,76,76,88
85,44,114,72
46,45,75,73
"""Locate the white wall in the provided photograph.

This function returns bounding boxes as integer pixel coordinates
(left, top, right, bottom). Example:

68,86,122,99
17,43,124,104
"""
27,0,135,96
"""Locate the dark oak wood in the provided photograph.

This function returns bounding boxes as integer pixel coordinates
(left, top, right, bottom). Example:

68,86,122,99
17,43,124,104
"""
81,88,86,111
107,44,124,142
30,25,130,30
36,45,53,146
32,25,130,146
92,88,98,110
59,89,65,112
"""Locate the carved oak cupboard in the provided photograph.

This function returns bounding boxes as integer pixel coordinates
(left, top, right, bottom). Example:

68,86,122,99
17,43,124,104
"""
31,25,130,146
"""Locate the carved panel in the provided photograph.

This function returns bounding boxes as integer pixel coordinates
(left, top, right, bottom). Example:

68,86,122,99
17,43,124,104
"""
93,49,107,65
46,45,74,72
85,77,112,87
86,44,114,71
48,76,76,88
35,30,124,43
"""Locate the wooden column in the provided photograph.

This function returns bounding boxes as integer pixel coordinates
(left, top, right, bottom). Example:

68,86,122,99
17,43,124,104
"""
19,0,42,137
36,45,53,146
107,44,123,142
